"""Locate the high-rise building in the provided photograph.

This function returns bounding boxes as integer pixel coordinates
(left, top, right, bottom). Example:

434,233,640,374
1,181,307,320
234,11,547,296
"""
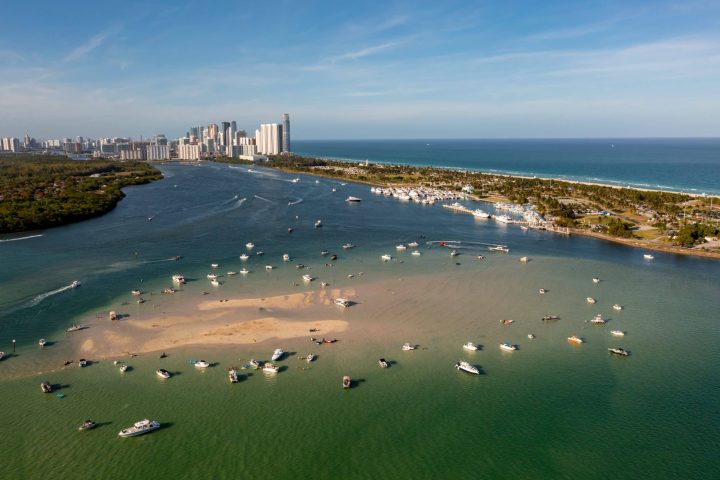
231,121,237,132
221,122,230,146
208,124,218,142
146,144,170,160
177,143,202,160
256,124,282,155
281,114,290,153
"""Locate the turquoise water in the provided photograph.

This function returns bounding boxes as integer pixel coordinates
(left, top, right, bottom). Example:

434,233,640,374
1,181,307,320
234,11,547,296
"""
1,163,719,479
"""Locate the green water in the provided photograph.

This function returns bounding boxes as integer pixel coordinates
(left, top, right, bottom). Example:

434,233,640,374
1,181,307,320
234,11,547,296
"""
1,163,719,479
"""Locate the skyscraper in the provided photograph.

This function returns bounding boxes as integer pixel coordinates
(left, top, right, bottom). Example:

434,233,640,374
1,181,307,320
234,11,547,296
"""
221,122,230,146
282,113,290,153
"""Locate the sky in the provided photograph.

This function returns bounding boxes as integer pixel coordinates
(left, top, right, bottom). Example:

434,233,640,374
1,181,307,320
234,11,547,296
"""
1,0,720,139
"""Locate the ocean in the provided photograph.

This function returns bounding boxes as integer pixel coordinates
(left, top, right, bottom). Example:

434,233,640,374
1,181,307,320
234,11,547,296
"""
1,162,719,479
294,138,720,195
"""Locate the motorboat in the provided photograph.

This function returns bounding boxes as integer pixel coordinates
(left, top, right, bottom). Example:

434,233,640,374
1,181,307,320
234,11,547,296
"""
592,277,600,284
262,362,279,373
586,297,596,304
538,288,547,294
41,382,52,393
402,343,417,351
227,271,238,276
519,256,529,263
334,298,350,307
472,209,490,218
411,250,422,256
211,263,219,268
342,243,355,249
78,358,87,367
330,255,338,260
296,264,305,269
463,342,478,351
271,348,284,361
590,314,606,324
119,364,129,372
611,330,625,336
520,225,529,231
378,358,389,368
0,352,4,361
346,196,362,202
210,279,220,286
66,324,85,332
407,242,419,248
283,254,290,261
288,227,293,233
541,315,559,321
315,220,323,228
193,360,210,368
613,304,623,311
71,280,81,288
528,334,535,339
38,339,47,347
488,245,509,253
302,274,313,282
320,281,328,287
291,177,300,183
131,290,142,296
502,319,514,325
246,243,255,249
265,265,274,270
320,250,329,256
163,287,176,294
306,354,315,362
109,311,117,321
172,274,186,284
78,420,97,431
396,244,407,251
323,338,337,344
495,215,512,224
381,254,392,262
228,368,239,383
608,347,630,356
643,254,654,260
156,368,171,379
239,254,249,261
207,273,218,279
343,376,351,389
240,268,249,274
249,359,260,369
256,251,264,256
499,342,517,351
455,361,479,375
118,419,161,437
450,250,459,257
567,335,583,344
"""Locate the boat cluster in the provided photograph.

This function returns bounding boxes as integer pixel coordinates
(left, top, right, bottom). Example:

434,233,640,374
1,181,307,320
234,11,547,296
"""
370,185,465,204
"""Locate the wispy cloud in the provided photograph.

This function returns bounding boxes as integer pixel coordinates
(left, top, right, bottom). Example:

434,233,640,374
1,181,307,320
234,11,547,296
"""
63,26,122,62
330,40,408,61
525,22,611,41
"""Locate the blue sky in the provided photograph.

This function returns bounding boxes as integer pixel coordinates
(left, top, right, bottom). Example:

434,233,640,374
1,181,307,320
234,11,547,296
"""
1,0,719,139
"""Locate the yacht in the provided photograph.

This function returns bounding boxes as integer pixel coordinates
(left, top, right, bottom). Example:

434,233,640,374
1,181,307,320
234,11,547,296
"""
78,358,87,367
463,342,479,351
156,368,171,379
539,288,547,294
408,242,419,248
207,273,218,279
41,382,52,393
381,254,392,262
262,362,279,373
239,254,249,261
567,335,583,344
611,330,625,336
302,274,313,282
495,214,512,224
271,348,284,361
402,343,417,351
472,209,490,218
193,360,210,368
210,279,220,286
346,196,362,202
528,334,535,339
78,420,97,431
455,361,480,375
519,256,529,263
343,376,351,389
590,314,606,324
246,243,255,249
172,274,186,284
131,290,142,296
118,419,161,438
396,244,407,251
38,338,47,347
608,347,630,356
283,254,290,261
228,367,239,383
378,358,389,368
211,263,219,268
643,254,654,260
613,304,623,311
315,220,323,228
342,243,356,249
592,277,600,284
306,354,315,362
240,268,249,274
265,265,274,270
334,298,350,307
586,297,596,304
499,342,517,351
411,250,422,256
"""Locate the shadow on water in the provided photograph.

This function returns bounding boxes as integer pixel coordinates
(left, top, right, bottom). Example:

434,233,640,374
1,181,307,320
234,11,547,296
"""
350,378,367,388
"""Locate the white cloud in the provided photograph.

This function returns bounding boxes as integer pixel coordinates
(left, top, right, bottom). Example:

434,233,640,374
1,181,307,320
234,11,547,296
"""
63,26,122,62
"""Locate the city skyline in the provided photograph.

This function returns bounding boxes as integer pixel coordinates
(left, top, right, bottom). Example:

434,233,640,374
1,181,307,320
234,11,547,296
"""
1,1,720,139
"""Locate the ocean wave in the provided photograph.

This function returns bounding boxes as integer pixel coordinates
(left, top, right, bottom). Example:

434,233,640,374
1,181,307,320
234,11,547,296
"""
0,234,44,243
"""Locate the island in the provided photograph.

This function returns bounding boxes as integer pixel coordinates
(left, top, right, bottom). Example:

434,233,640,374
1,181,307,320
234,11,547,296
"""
0,154,162,234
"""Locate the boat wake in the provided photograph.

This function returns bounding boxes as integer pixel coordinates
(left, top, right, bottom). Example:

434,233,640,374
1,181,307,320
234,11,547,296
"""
25,282,79,309
287,197,303,206
0,234,44,243
254,195,273,203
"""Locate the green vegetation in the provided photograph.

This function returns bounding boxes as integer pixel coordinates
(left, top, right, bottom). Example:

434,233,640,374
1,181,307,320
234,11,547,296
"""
0,154,162,233
606,218,634,238
675,223,720,247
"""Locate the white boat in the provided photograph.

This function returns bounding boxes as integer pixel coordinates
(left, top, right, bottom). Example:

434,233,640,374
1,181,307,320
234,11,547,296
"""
240,268,249,274
586,297,596,304
193,360,210,368
613,304,623,311
256,251,264,256
528,334,535,339
343,376,351,388
472,209,490,218
592,277,600,284
407,242,419,248
643,254,654,260
320,281,328,287
246,243,255,249
342,243,355,249
262,362,279,373
291,178,300,183
411,250,422,256
265,265,274,270
590,314,606,324
315,220,322,228
210,279,220,286
118,419,161,438
78,358,88,367
271,349,284,361
131,290,141,296
567,335,583,344
489,245,509,253
499,342,517,352
306,354,315,362
381,254,392,262
302,274,313,282
78,420,97,431
320,250,329,256
211,263,219,268
519,256,529,263
172,274,185,284
41,382,52,393
378,358,389,368
611,330,625,336
346,196,362,202
156,369,171,379
0,352,5,361
119,364,128,372
334,298,350,307
463,342,478,351
495,214,511,224
402,343,417,351
248,359,260,369
283,254,290,261
71,280,81,288
38,339,47,347
227,271,237,276
538,288,547,294
396,244,407,251
207,273,218,279
228,368,239,383
455,361,479,375
66,324,85,332
608,347,630,356
450,250,459,257
239,254,249,261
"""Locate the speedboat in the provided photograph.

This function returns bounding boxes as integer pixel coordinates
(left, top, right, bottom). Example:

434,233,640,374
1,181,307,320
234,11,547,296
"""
172,274,185,284
611,330,625,336
408,242,419,248
592,277,600,284
499,342,517,351
567,335,583,344
71,280,81,288
449,249,459,257
265,265,274,270
463,342,478,351
211,263,219,268
590,314,606,324
302,274,313,282
502,319,514,325
78,358,87,367
528,334,535,339
78,420,97,431
227,271,237,276
472,209,490,218
240,268,249,274
455,361,479,375
0,352,4,361
519,256,529,263
38,339,47,347
283,254,290,261
296,264,305,269
396,244,407,251
66,324,84,332
291,177,300,183
228,368,239,383
271,348,284,361
306,354,315,362
119,364,128,372
643,254,654,260
315,220,323,228
41,382,52,393
411,250,422,256
378,358,389,368
248,359,260,369
346,196,362,202
320,250,329,256
131,290,141,296
343,376,351,388
402,343,417,351
193,360,210,368
613,304,623,311
330,255,338,260
207,273,218,279
381,254,392,262
541,315,559,321
256,251,264,256
334,298,350,307
210,279,220,286
342,243,355,249
320,281,328,287
156,368,171,379
586,297,596,304
246,243,255,249
608,347,630,356
262,362,279,373
538,288,547,294
239,254,249,261
118,419,161,437
489,245,509,253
